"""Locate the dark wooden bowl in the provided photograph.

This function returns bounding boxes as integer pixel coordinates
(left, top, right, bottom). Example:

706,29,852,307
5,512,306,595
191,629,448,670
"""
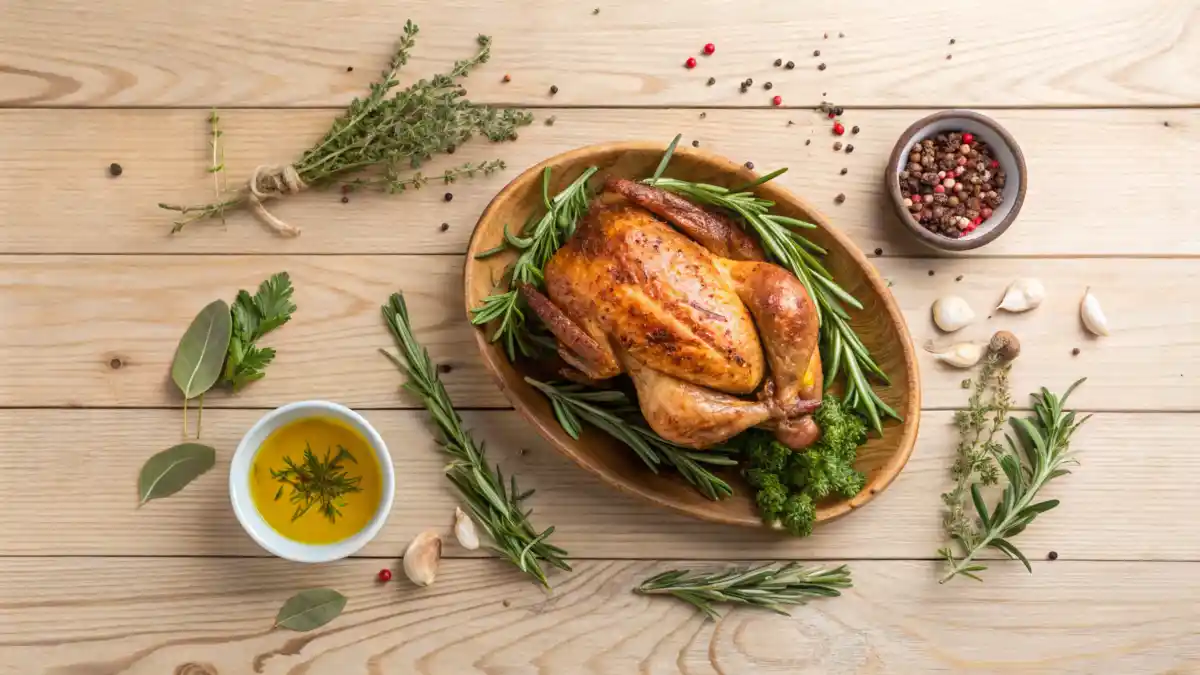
465,142,920,528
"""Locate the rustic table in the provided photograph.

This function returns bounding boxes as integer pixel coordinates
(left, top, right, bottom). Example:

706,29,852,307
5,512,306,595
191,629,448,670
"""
2,1,1198,673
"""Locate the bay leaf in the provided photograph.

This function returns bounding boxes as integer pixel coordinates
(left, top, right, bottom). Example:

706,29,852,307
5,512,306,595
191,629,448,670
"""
171,299,233,399
274,589,348,632
137,443,217,506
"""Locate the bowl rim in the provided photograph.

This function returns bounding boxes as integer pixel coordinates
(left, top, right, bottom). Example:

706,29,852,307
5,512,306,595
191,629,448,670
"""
228,400,395,562
885,109,1028,252
465,140,921,528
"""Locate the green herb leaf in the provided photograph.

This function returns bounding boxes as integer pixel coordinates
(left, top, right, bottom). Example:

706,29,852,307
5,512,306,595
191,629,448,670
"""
273,588,347,632
171,300,233,399
634,563,852,620
223,273,295,390
137,443,217,506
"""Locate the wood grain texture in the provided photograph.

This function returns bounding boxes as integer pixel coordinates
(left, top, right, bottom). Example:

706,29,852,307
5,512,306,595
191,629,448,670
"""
0,255,1194,410
3,0,1199,107
2,408,1193,560
465,141,919,529
1,557,1197,674
1,108,1197,256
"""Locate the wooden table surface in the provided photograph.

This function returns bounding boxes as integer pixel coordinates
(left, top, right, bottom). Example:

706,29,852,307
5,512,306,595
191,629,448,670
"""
2,1,1199,673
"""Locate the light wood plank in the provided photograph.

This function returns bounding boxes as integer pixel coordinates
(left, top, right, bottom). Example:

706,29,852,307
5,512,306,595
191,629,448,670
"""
0,557,1195,674
3,0,1199,107
0,255,1194,411
2,408,1192,560
2,108,1198,256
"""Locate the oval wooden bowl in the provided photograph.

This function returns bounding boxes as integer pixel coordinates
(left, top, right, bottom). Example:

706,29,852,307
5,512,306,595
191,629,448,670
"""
465,141,921,529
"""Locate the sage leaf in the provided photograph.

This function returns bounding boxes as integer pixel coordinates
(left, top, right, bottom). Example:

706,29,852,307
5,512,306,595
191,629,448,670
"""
274,589,347,632
171,299,233,399
137,443,217,505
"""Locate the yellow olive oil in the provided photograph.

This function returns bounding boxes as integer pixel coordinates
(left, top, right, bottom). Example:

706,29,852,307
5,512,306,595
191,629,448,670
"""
250,416,382,544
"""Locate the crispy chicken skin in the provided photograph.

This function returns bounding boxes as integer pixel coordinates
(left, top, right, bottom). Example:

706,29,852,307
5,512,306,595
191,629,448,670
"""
523,180,823,449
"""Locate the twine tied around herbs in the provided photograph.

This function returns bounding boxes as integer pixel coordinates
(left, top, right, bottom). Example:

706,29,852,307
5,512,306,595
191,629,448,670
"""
247,164,308,237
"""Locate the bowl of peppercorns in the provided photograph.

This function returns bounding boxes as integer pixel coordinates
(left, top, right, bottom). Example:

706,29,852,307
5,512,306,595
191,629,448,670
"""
886,110,1026,251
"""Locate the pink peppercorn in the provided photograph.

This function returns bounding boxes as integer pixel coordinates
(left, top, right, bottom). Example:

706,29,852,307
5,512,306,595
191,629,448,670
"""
962,132,975,144
772,95,782,106
703,43,715,55
685,57,697,69
981,207,993,219
911,194,922,204
934,185,946,194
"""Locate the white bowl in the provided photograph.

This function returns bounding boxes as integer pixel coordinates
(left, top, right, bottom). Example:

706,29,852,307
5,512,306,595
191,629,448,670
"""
229,400,395,563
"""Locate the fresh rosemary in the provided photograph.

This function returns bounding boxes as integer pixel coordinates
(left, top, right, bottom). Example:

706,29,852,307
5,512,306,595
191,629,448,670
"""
526,378,738,500
941,352,1012,546
160,21,531,234
271,444,363,524
469,166,599,360
635,562,853,620
939,379,1089,583
644,136,898,434
381,292,570,587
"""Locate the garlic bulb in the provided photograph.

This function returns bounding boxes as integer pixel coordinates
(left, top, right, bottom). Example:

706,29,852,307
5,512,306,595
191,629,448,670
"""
997,278,1045,313
403,530,443,587
1081,288,1110,336
925,340,988,368
932,296,976,332
453,507,480,550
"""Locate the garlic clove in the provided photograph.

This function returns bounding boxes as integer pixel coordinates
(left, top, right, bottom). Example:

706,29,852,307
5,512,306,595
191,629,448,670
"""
402,530,443,587
1081,288,1110,336
932,296,976,332
997,278,1045,313
925,340,988,368
453,507,480,551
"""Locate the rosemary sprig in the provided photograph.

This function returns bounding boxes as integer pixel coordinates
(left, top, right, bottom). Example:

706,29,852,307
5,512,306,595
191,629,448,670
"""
381,292,570,587
526,378,738,500
635,562,853,620
270,443,363,523
941,353,1012,546
938,379,1089,583
469,166,599,360
644,136,897,434
161,21,531,233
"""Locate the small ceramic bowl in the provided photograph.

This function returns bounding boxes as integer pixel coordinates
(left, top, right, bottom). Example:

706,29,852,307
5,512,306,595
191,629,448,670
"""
229,400,395,563
886,110,1027,252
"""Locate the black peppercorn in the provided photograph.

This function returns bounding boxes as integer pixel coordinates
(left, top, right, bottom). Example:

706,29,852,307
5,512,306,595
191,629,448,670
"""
805,139,811,146
544,116,556,126
834,106,843,116
744,78,753,86
949,38,956,45
774,58,783,67
818,63,826,71
834,193,846,204
946,54,953,60
108,162,123,177
341,196,349,204
823,32,828,39
785,61,795,69
699,112,707,119
707,77,716,86
764,82,773,90
437,363,453,374
845,144,854,154
443,192,453,202
851,125,860,134
838,32,844,38
840,168,848,175
346,66,354,72
833,142,842,151
873,247,883,256
787,120,795,126
928,270,935,276
439,222,450,232
1048,551,1059,561
955,274,964,282
744,161,754,170
1071,347,1080,356
813,49,821,57
549,85,559,95
691,140,699,147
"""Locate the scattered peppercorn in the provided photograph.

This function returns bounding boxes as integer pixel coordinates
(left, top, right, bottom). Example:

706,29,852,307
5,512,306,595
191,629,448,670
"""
928,270,935,276
813,49,821,57
818,63,826,71
949,38,956,45
764,81,773,90
955,274,963,281
805,139,811,146
544,116,556,126
771,95,782,106
839,32,845,38
787,120,795,126
443,192,453,202
108,162,123,177
691,140,700,147
785,61,795,69
774,58,783,67
707,77,716,86
503,599,512,607
851,125,860,134
1164,121,1170,127
823,32,828,39
834,193,846,204
346,66,354,72
833,122,845,135
340,195,349,204
703,43,716,55
685,57,697,69
378,569,392,582
833,142,843,151
440,222,450,232
845,144,854,154
874,247,883,256
699,112,707,119
1071,347,1080,356
549,85,559,95
502,74,511,83
834,106,843,116
438,363,453,374
744,161,755,169
744,78,753,86
1048,551,1059,561
946,54,953,60
840,168,848,175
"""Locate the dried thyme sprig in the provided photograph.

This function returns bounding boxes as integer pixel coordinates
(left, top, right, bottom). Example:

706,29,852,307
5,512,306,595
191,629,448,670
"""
526,378,738,500
161,21,531,233
207,109,227,223
381,292,570,587
939,379,1089,583
635,562,852,620
941,352,1012,545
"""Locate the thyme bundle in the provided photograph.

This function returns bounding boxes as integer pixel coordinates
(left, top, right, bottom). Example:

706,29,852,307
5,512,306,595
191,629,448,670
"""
161,21,531,236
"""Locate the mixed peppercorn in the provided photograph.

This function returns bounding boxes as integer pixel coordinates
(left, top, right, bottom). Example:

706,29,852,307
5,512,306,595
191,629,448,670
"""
898,131,1006,238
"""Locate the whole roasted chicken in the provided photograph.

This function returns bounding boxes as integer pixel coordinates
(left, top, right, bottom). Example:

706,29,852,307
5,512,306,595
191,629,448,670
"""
521,178,824,450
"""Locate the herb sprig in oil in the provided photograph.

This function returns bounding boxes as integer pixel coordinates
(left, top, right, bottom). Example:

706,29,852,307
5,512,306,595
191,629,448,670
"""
272,444,363,524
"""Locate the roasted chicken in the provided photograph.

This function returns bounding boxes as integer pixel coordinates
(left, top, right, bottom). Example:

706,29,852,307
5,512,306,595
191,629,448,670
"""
522,178,823,450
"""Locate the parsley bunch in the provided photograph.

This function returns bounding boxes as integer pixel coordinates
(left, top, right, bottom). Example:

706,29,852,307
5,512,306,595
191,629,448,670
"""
224,272,297,390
